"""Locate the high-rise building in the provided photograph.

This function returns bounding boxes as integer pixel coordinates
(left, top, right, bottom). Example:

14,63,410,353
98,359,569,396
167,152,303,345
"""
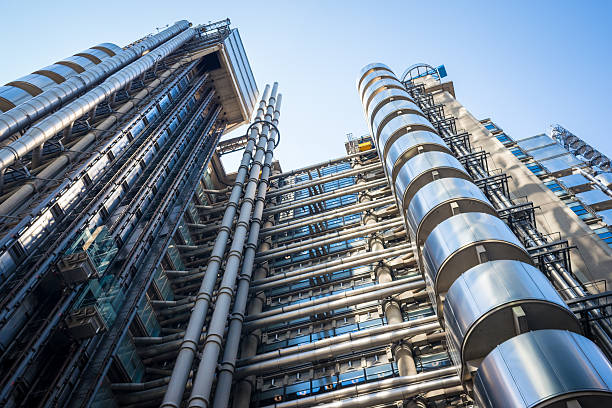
1,19,612,408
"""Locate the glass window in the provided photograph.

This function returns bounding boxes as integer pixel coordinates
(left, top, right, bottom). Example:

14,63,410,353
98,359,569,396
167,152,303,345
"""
116,336,144,382
159,95,171,112
484,124,496,130
287,335,310,347
510,147,528,159
365,363,394,380
335,324,358,335
130,120,145,138
145,107,159,125
339,369,365,387
526,163,546,176
495,134,512,145
285,382,310,400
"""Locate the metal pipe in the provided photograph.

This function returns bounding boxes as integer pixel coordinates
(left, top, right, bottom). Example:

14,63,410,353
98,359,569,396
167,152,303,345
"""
270,376,461,408
260,196,395,236
237,317,436,367
236,321,440,377
260,367,458,408
156,274,424,325
262,178,388,215
246,274,421,323
356,157,419,378
230,191,279,408
0,59,199,217
0,26,196,172
251,244,413,291
255,216,402,259
160,84,274,408
0,21,190,143
254,219,403,262
244,278,425,331
267,162,382,198
188,91,282,408
269,149,375,181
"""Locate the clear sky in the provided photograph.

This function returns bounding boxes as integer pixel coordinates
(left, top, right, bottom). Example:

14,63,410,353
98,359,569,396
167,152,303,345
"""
1,0,611,172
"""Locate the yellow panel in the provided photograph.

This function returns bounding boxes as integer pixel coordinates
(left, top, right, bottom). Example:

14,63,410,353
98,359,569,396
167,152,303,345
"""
358,141,372,151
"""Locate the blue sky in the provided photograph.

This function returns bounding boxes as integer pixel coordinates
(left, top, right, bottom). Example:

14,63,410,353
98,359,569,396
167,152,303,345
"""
1,0,611,171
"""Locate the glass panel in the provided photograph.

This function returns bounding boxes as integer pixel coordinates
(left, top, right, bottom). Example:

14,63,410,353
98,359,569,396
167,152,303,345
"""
516,134,555,151
130,120,145,139
365,363,394,380
116,335,144,382
138,296,161,337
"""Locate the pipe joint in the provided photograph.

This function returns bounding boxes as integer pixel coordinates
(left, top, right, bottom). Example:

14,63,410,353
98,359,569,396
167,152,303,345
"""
205,332,224,347
179,338,199,353
217,287,234,298
196,292,212,303
218,361,235,374
229,311,245,323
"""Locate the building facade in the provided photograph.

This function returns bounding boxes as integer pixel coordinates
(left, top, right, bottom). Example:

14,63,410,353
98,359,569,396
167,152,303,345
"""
0,19,612,408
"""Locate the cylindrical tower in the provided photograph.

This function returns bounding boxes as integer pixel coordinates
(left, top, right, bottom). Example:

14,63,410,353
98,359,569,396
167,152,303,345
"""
358,63,612,408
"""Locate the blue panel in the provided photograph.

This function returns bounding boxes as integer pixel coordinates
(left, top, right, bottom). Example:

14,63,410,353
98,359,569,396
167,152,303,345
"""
437,65,447,78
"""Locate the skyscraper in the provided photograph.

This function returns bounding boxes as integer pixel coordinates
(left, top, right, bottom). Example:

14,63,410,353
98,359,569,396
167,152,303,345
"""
0,18,612,408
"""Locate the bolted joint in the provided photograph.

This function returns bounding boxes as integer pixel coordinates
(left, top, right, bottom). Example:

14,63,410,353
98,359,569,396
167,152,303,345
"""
218,361,236,375
217,287,234,298
230,311,245,323
196,292,212,303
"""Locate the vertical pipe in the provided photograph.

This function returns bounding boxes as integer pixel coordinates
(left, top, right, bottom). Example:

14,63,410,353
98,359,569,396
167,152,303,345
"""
231,157,279,408
357,160,417,377
160,85,273,408
188,89,281,407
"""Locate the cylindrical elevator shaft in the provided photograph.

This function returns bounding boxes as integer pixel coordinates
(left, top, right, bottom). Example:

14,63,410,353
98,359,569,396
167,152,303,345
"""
358,63,612,408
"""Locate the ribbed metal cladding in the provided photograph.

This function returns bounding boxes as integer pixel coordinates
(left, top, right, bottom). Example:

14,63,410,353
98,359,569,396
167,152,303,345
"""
358,63,612,407
0,20,190,140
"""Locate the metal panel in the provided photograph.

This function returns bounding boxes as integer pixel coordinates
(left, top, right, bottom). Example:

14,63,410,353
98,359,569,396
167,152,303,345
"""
515,134,556,152
422,212,531,297
357,63,393,88
81,48,111,62
598,208,612,226
222,29,258,122
595,172,612,187
358,70,397,98
362,77,405,112
37,63,80,80
385,131,450,182
10,74,56,92
61,55,97,71
95,42,123,56
539,154,584,174
558,173,591,189
473,330,612,408
366,87,414,122
444,260,580,368
371,99,424,136
393,151,469,212
577,189,612,211
406,177,495,245
529,143,571,161
378,114,440,157
0,86,33,107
